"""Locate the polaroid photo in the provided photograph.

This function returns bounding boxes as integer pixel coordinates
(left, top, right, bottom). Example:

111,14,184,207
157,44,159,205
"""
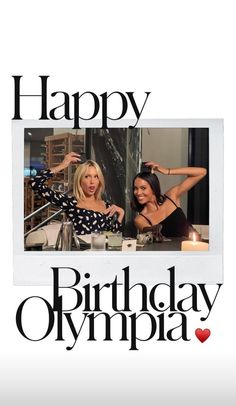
12,119,223,285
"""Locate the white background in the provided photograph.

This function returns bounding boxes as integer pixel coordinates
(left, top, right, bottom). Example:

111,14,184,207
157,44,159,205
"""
1,1,235,405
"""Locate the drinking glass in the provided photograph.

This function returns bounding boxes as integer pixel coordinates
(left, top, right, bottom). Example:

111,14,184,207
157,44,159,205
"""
107,232,123,250
91,232,106,250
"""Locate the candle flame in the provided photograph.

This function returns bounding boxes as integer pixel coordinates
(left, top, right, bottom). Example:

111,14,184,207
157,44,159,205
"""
192,232,196,243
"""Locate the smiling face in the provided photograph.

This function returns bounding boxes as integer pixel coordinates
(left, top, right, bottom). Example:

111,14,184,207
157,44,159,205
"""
133,177,156,205
80,166,100,197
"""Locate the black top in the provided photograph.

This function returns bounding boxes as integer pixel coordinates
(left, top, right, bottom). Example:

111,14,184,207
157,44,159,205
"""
139,195,191,237
30,169,122,236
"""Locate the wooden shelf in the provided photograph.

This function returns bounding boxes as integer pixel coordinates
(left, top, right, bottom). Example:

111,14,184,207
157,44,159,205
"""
45,132,86,218
25,132,86,233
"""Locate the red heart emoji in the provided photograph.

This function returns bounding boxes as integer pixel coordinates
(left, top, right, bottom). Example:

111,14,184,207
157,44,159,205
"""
195,328,211,343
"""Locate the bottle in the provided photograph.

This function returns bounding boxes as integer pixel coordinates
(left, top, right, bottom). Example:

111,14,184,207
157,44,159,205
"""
61,221,73,251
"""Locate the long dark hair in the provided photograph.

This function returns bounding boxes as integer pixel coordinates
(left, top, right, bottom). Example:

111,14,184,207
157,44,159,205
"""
131,172,165,212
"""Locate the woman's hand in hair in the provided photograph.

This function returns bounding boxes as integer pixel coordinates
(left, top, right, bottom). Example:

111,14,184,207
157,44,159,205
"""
61,152,81,168
145,162,169,175
103,204,125,223
50,152,81,173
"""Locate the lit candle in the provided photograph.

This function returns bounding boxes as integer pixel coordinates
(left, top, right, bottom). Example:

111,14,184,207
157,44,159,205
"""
181,232,209,251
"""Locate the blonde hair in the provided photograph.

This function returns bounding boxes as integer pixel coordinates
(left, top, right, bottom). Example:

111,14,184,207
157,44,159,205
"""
73,160,105,202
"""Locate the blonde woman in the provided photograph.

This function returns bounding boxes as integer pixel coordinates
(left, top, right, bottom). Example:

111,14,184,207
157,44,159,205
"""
30,152,124,235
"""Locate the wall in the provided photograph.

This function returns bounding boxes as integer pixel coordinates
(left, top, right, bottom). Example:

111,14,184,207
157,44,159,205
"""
142,128,188,215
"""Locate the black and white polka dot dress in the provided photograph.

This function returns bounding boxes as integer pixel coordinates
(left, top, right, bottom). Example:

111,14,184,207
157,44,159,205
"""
30,170,122,236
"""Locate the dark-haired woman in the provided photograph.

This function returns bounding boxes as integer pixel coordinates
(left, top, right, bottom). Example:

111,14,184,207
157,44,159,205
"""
132,162,207,238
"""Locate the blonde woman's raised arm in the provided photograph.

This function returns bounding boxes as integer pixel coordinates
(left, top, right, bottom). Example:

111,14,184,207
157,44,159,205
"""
50,152,81,174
